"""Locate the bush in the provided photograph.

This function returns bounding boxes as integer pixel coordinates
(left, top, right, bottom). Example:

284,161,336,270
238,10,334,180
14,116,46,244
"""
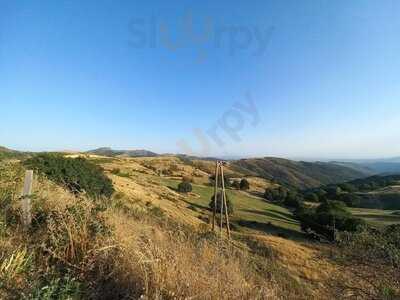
209,192,234,215
264,187,287,202
178,181,192,193
239,179,250,190
24,154,114,198
283,193,302,209
337,225,400,267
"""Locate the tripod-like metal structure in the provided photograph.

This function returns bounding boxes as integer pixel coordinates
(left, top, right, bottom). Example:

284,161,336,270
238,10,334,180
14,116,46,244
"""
211,161,231,239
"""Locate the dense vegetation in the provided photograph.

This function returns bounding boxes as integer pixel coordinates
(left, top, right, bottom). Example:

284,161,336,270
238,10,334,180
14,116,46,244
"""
264,187,304,209
334,225,400,298
264,186,366,240
295,201,366,240
302,175,400,210
24,154,114,198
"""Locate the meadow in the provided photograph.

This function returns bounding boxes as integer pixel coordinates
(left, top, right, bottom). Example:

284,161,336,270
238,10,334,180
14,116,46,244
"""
350,207,400,227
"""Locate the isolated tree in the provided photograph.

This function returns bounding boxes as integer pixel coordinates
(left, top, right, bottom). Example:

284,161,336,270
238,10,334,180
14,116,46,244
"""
178,181,192,193
239,178,250,190
209,191,234,215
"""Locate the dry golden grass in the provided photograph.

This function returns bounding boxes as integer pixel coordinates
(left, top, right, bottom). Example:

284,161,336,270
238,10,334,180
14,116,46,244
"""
105,209,278,299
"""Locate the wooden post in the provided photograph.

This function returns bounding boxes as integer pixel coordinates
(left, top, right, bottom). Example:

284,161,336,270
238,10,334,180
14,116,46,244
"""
218,162,224,238
220,163,231,239
21,170,33,229
212,161,219,231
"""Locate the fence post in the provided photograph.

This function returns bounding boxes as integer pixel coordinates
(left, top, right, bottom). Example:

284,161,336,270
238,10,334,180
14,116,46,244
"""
22,170,33,229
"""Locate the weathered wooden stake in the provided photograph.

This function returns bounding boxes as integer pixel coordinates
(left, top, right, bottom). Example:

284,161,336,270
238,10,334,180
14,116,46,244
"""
212,161,219,231
21,170,33,229
211,161,231,239
220,164,231,239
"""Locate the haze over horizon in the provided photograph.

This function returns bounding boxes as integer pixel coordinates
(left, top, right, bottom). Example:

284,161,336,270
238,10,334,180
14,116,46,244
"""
1,1,399,159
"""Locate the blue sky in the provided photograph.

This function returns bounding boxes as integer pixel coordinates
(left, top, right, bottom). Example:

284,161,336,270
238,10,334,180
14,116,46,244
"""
1,0,399,159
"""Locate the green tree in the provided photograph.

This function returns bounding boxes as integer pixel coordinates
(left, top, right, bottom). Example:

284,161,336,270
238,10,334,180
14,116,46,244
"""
209,192,234,215
239,178,250,190
178,181,192,193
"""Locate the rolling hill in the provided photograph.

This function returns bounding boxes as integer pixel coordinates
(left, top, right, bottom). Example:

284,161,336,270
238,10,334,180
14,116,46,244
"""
86,147,158,157
230,157,370,189
334,158,400,174
0,146,26,159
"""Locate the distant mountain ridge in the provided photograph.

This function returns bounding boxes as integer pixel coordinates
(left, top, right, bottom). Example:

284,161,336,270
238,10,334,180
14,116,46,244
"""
86,147,158,157
332,157,400,174
230,157,370,189
330,161,376,175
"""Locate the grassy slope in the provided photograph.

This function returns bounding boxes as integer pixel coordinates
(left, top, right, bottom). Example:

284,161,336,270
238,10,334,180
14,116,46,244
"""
155,176,302,237
350,207,400,227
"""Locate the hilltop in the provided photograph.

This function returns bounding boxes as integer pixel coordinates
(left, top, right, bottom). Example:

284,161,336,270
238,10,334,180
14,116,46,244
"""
0,146,26,159
86,147,158,157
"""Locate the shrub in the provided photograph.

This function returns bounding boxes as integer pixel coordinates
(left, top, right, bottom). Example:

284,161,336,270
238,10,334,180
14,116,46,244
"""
178,181,192,193
239,179,250,190
283,194,302,209
264,187,287,202
24,154,114,198
209,192,234,215
337,225,400,267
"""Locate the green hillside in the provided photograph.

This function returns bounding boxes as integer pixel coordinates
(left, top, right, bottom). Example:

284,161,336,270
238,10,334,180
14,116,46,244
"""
231,157,369,189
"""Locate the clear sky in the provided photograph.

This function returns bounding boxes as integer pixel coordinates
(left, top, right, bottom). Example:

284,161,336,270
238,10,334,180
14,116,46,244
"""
1,0,399,159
